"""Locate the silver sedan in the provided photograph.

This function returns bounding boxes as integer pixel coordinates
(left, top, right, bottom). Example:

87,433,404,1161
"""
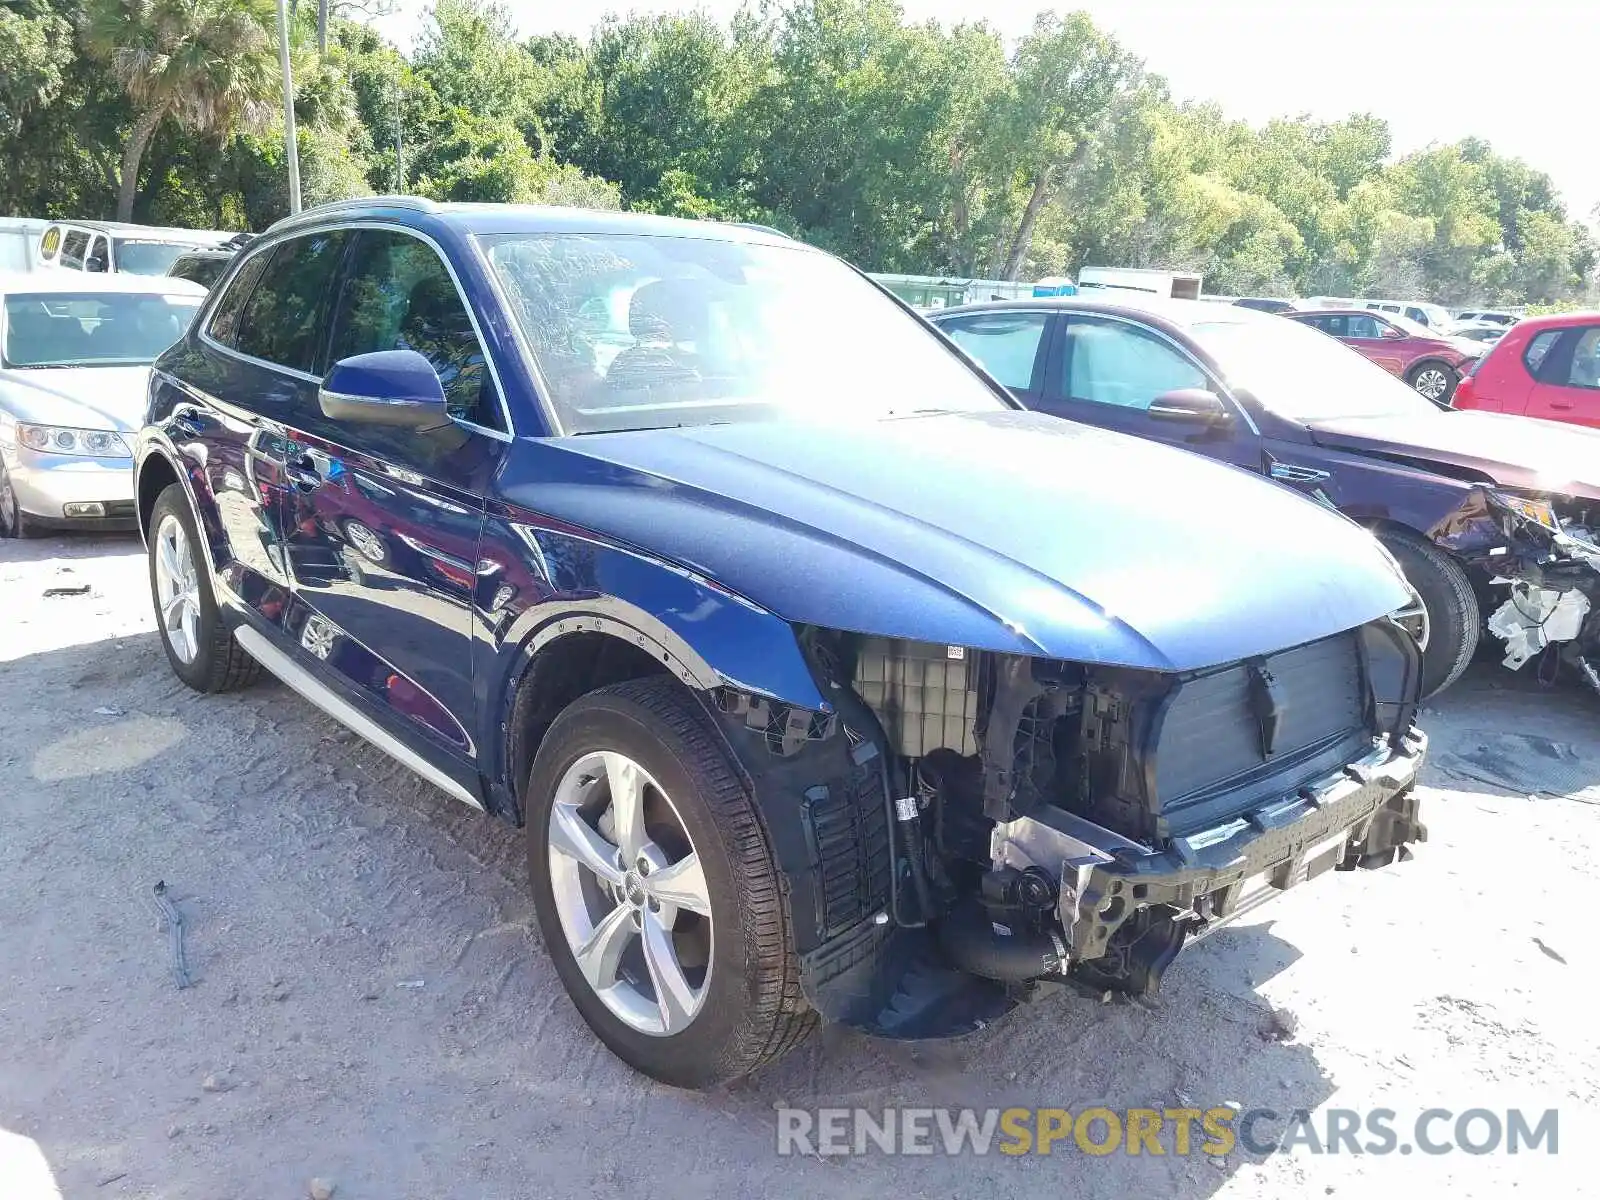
0,271,204,537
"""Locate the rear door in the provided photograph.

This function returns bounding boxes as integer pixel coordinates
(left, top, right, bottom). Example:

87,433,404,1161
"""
933,309,1052,405
1033,313,1259,469
1524,324,1600,428
148,232,347,632
276,226,507,774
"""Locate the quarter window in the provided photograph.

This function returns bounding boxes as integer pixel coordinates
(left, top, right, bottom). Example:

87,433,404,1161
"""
326,229,501,430
230,230,350,374
937,312,1047,392
1055,318,1208,411
60,230,88,270
1523,330,1561,377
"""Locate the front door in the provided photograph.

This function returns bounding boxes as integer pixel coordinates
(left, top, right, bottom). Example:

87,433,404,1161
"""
1033,314,1259,470
278,227,508,771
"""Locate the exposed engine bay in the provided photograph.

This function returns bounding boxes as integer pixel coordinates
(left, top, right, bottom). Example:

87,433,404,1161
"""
1435,487,1600,688
709,618,1427,1039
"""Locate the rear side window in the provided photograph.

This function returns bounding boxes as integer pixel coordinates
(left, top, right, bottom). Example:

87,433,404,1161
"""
1562,328,1600,389
206,249,274,347
938,312,1048,391
60,230,88,269
230,230,350,374
1524,330,1561,377
326,228,501,429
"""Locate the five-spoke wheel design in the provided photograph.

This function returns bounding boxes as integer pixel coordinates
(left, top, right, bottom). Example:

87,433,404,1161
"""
546,749,713,1037
154,512,202,664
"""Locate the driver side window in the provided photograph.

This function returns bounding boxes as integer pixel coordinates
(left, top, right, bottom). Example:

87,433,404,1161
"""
1055,317,1208,411
1346,314,1384,339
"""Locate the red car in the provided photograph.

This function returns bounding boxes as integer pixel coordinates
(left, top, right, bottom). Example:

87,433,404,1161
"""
1288,308,1482,404
1454,311,1600,428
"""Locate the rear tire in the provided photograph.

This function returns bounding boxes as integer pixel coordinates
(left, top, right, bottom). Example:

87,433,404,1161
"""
1378,529,1479,697
524,677,815,1087
1408,361,1459,406
147,483,261,693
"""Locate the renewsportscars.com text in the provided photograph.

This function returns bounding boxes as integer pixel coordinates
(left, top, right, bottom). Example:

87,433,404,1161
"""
775,1106,1559,1158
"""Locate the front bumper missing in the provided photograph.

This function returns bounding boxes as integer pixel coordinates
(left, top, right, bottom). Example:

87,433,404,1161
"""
991,731,1427,993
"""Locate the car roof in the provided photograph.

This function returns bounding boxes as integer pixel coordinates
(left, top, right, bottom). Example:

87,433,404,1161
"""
44,220,237,244
1288,308,1381,318
261,197,798,248
934,292,1282,334
1504,309,1600,332
0,271,208,298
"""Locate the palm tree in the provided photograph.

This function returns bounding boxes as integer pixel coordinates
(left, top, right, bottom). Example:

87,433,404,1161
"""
84,0,281,221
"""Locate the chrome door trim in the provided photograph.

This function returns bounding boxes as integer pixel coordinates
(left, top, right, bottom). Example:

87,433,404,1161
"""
232,624,484,811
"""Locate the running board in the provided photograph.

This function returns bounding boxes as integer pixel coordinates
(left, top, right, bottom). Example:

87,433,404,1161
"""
232,625,484,811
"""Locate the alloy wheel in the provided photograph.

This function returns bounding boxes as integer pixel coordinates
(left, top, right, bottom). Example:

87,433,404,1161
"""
546,749,713,1037
1413,367,1451,402
153,513,202,664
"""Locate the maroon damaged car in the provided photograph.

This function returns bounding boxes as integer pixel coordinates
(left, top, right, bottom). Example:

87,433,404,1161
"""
1287,308,1482,405
929,295,1600,697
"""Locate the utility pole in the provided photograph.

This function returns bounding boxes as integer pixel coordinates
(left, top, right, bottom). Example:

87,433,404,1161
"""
277,0,302,214
394,70,404,193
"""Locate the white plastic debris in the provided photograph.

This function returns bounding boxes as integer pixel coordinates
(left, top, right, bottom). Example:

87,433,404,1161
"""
1487,583,1589,669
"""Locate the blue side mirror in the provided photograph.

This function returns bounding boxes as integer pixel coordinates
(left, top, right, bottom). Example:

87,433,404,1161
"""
320,350,449,429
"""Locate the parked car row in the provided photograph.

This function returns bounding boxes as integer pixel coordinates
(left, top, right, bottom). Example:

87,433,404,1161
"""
1286,307,1484,403
3,197,1592,1094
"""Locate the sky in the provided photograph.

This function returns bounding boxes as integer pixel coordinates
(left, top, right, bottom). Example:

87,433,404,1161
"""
372,0,1600,226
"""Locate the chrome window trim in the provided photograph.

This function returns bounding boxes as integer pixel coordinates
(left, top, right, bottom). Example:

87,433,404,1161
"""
197,219,515,442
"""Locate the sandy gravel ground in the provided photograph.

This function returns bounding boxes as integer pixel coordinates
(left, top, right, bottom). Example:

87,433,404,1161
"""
2,533,1597,1199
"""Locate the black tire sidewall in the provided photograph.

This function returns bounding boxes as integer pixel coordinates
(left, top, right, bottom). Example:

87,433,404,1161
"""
1409,361,1458,403
1380,532,1477,696
147,485,229,689
0,461,31,538
523,688,769,1088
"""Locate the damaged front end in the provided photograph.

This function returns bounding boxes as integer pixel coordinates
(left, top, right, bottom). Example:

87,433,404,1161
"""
708,618,1427,1039
1435,487,1600,687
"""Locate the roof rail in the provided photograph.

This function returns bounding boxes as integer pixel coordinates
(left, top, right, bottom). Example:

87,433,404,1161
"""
298,194,441,216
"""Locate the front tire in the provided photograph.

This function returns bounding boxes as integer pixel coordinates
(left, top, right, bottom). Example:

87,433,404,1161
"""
147,483,261,693
1379,529,1479,697
524,677,815,1088
0,462,40,538
1408,361,1459,406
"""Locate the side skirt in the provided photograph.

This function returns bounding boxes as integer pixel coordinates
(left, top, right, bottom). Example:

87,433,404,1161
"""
232,625,484,811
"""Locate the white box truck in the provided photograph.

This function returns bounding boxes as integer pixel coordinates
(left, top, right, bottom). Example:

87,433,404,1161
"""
1075,266,1202,300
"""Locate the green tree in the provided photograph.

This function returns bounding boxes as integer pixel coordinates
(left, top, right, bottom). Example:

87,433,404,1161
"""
84,0,282,221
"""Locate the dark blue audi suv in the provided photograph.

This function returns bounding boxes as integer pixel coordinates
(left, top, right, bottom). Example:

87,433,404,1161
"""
135,198,1428,1087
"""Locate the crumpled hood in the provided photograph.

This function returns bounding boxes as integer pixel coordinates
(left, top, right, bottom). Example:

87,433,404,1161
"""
1307,409,1600,501
0,366,152,432
523,409,1412,672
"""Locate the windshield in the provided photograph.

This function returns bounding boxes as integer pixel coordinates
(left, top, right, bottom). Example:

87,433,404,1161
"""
2,292,200,367
481,232,1006,433
114,239,208,276
1190,317,1443,421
